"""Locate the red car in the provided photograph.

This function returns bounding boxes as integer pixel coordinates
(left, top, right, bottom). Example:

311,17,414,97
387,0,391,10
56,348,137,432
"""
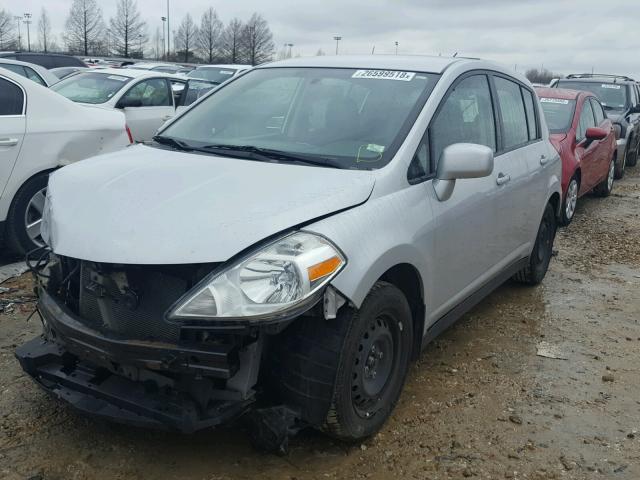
536,88,617,225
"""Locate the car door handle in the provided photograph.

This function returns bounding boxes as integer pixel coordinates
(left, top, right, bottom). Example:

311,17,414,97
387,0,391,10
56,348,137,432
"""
161,115,173,121
539,155,549,165
0,138,18,147
496,173,511,186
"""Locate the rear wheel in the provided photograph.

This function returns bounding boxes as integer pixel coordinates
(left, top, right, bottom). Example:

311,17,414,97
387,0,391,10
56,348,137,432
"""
560,175,579,226
513,202,557,286
594,157,615,197
6,173,49,255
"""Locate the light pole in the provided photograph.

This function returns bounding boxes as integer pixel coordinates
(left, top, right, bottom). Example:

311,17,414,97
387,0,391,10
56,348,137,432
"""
161,17,167,60
166,0,170,59
138,34,143,59
23,13,32,52
333,35,342,55
14,16,22,50
395,41,398,55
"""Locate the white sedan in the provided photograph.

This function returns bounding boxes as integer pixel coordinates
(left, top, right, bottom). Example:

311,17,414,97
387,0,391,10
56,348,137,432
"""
0,70,131,254
51,68,186,142
0,58,59,87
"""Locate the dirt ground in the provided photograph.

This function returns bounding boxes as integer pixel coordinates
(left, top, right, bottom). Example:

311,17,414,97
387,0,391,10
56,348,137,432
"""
1,167,639,480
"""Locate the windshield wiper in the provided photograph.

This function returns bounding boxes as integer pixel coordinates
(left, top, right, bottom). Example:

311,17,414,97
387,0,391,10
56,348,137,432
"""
197,144,345,169
152,135,194,151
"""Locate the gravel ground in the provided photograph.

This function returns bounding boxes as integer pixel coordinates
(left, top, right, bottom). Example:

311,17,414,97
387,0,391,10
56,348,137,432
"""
1,166,639,480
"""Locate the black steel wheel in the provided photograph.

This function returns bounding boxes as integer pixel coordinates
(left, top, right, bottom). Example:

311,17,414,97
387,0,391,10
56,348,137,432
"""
323,281,413,441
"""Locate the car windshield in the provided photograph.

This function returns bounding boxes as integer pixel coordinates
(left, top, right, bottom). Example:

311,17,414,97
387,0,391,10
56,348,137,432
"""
161,67,439,170
51,72,131,104
187,67,238,83
538,98,576,133
182,80,218,106
557,81,627,110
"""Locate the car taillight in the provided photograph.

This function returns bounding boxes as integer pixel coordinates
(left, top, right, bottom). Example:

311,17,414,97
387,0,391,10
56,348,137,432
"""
125,125,134,144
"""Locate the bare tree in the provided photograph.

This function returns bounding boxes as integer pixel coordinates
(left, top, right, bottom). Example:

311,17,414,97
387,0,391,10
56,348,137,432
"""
63,0,105,55
109,0,147,58
174,13,198,62
241,13,274,66
0,9,16,50
38,7,52,53
197,7,222,63
525,68,563,85
220,18,244,64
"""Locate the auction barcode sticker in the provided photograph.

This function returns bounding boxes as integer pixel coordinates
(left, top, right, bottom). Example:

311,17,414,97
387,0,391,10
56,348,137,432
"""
540,98,569,104
602,84,621,89
352,70,415,81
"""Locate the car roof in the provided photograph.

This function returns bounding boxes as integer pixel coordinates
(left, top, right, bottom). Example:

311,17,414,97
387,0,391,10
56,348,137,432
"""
195,64,251,70
257,55,468,74
535,87,584,100
129,63,179,69
71,67,182,79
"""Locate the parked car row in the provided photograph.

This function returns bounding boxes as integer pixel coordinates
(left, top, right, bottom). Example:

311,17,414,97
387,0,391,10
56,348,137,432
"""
5,54,637,452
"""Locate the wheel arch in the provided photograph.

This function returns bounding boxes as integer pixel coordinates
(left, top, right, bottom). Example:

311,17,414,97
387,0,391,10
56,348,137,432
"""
377,263,425,360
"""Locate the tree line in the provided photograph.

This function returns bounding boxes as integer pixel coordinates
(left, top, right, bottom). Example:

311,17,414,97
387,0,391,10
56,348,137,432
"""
0,0,275,65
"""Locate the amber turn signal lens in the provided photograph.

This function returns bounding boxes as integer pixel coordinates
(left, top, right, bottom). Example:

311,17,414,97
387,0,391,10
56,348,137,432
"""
307,256,342,282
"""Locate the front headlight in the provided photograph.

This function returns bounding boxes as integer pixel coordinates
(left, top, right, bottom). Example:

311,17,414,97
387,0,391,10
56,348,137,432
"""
168,231,346,322
40,190,52,247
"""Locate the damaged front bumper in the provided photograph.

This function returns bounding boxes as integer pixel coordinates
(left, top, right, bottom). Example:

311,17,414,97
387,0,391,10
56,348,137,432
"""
15,289,259,433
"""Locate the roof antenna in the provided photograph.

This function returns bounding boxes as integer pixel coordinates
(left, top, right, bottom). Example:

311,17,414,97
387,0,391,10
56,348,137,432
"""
453,52,458,57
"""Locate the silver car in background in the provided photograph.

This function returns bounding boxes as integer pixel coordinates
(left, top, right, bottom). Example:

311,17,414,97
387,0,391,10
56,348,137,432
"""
17,55,561,450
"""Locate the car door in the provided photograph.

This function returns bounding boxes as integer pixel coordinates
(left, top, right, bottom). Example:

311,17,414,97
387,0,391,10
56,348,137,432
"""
590,97,614,186
421,73,502,318
175,79,219,115
0,77,26,195
574,98,599,193
491,75,543,263
117,78,175,142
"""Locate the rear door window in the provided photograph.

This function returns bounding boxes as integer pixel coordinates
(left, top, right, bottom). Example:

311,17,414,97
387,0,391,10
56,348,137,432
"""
494,76,529,149
0,64,26,78
521,87,539,141
0,78,24,115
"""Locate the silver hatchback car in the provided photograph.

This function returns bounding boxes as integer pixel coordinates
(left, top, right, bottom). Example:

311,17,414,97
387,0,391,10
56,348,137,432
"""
17,55,561,450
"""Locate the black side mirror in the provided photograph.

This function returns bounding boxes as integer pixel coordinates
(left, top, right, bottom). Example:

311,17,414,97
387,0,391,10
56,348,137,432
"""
630,105,640,114
117,97,143,109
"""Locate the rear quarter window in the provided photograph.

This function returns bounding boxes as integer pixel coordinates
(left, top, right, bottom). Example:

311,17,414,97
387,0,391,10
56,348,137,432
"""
0,78,24,115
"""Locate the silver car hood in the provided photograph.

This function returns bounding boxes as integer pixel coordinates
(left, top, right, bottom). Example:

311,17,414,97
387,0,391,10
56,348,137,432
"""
46,145,375,264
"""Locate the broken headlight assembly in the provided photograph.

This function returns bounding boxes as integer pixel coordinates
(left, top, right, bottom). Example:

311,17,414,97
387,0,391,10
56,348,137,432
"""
168,231,346,323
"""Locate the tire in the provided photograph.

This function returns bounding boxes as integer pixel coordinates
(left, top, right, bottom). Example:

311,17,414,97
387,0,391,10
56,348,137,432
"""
323,282,414,441
560,175,579,226
513,202,557,286
614,143,627,179
594,157,615,197
6,172,49,255
627,139,638,167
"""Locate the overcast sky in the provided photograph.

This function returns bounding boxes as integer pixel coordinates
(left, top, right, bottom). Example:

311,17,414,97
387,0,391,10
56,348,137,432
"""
3,0,639,77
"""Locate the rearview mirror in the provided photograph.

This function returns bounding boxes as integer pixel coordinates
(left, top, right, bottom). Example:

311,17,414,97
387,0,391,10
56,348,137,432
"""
433,143,494,201
585,127,608,141
117,97,143,109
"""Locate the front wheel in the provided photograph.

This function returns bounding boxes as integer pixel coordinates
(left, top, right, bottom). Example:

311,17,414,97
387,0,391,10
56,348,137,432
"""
626,139,639,167
6,173,49,255
513,202,557,285
323,282,414,441
560,175,579,226
614,144,627,179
